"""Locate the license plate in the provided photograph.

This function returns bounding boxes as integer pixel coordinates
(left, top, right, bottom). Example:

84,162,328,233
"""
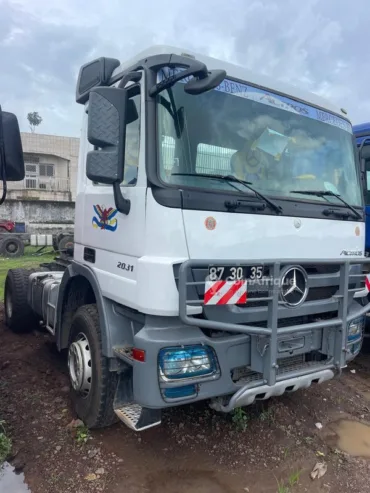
208,265,266,282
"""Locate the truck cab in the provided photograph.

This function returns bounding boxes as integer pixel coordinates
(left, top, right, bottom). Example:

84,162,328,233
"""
4,46,370,432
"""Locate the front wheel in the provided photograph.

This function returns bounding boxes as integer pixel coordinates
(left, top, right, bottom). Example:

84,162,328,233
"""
68,304,118,429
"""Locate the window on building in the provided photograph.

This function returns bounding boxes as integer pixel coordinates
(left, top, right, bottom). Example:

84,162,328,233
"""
23,153,40,164
25,164,37,174
39,164,54,177
24,158,55,189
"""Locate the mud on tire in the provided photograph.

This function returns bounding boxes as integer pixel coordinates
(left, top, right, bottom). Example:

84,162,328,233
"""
68,304,118,429
4,268,39,333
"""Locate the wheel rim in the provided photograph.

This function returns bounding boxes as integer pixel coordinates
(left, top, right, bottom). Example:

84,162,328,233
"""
68,332,92,397
7,242,17,253
5,285,12,319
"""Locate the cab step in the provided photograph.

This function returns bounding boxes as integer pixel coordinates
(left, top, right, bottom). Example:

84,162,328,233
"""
113,345,134,364
114,404,161,431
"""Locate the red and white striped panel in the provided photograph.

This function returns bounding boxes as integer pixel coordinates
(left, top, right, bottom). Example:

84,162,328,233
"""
204,280,247,306
365,274,370,293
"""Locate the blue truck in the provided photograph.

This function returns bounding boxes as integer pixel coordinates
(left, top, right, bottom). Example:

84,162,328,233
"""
353,122,370,256
353,122,370,345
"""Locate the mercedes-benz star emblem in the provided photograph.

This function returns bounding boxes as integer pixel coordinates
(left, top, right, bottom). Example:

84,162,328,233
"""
280,266,308,307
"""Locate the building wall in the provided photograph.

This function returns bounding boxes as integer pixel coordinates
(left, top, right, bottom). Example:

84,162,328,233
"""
0,132,80,233
20,132,80,201
1,199,74,234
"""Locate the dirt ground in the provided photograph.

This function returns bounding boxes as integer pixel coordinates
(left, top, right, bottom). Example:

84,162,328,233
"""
2,308,370,493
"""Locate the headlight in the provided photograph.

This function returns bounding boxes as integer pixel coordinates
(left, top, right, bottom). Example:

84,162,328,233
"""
158,345,218,381
347,317,365,343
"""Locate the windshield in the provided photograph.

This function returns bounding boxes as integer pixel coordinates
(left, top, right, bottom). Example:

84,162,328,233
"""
156,73,362,208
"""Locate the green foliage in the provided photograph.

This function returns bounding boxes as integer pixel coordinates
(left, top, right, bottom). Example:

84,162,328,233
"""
76,426,90,444
232,407,249,431
27,111,42,133
0,420,12,465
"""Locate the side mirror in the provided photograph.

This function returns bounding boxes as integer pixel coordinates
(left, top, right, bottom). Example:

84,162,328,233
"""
86,86,138,215
0,108,25,181
76,57,120,105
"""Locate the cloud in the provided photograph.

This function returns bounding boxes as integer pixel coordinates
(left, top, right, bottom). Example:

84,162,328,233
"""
0,0,369,137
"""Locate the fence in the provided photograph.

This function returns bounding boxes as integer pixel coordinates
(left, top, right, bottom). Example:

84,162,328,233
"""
7,177,70,192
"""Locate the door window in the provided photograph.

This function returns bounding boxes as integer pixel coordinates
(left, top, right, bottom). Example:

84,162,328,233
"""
123,88,141,186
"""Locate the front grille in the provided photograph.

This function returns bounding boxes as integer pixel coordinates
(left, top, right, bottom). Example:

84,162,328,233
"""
173,260,364,331
189,264,342,303
247,311,338,329
231,352,329,384
177,258,370,382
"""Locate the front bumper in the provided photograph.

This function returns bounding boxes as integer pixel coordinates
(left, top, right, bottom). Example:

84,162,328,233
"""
132,258,370,410
178,257,370,386
209,368,335,412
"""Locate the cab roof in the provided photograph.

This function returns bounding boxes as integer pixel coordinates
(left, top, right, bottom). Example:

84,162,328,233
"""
353,122,370,145
113,44,349,120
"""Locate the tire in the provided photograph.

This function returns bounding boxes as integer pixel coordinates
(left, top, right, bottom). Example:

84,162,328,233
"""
68,305,118,429
52,235,59,252
4,268,39,333
0,237,24,258
58,235,74,253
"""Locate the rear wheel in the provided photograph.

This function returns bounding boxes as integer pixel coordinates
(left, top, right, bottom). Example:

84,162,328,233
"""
4,268,38,333
58,235,74,252
0,237,24,258
68,305,118,429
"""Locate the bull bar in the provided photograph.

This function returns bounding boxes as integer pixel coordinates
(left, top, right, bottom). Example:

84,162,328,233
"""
178,258,370,389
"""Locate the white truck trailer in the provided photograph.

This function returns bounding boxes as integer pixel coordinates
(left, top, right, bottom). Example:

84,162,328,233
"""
3,45,370,432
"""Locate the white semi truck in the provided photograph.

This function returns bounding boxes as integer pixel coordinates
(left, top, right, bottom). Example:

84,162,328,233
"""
3,46,370,432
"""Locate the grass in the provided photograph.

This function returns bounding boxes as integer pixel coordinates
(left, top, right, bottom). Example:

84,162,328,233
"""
275,470,302,493
276,481,290,493
0,246,55,300
232,407,249,431
259,408,275,424
0,420,11,465
288,470,302,488
75,425,91,445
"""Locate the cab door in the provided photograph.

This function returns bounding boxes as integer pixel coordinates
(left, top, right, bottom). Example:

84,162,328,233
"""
74,76,147,310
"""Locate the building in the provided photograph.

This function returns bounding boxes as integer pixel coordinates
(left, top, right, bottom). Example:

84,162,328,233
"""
2,132,79,233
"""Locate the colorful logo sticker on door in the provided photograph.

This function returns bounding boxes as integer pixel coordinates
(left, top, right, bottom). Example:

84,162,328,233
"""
92,205,118,232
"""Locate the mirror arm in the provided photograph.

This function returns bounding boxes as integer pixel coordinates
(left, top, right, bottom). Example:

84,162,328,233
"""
113,182,131,215
149,61,208,97
118,71,142,89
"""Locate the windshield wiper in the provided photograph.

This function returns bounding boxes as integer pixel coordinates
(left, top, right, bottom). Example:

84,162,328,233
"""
223,175,283,214
171,173,283,214
290,190,362,220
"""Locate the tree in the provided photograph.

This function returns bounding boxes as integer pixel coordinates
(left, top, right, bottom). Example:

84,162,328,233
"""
27,112,42,133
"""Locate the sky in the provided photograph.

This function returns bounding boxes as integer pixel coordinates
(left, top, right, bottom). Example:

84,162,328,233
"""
0,0,369,137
